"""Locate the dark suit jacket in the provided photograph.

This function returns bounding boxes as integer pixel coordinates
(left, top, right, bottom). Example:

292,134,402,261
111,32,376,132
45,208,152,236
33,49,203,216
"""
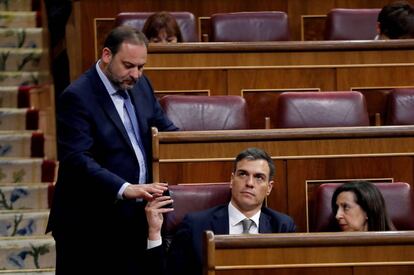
46,64,177,274
166,204,296,275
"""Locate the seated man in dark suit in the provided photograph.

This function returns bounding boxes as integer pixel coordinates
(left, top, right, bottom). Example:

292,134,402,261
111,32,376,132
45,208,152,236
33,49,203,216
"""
145,147,296,275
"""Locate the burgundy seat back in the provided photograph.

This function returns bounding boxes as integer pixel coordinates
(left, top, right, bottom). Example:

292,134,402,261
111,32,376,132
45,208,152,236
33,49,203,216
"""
211,11,289,42
312,182,414,232
385,88,414,125
159,95,249,130
163,183,231,236
275,91,370,128
324,8,381,40
115,12,198,42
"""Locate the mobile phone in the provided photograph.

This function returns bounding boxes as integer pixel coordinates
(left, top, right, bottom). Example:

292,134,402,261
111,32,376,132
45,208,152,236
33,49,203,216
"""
162,189,173,209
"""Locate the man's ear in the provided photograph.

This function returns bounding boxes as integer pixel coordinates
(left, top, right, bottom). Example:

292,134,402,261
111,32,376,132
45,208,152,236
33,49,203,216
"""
230,173,234,189
266,180,274,196
101,47,112,64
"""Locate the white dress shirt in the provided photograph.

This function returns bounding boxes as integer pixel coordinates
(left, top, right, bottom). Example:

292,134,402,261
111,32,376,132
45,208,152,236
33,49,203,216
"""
228,201,260,234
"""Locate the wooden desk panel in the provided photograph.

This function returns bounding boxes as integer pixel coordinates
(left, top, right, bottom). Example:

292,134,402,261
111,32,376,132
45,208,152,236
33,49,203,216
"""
204,231,414,275
143,42,414,127
152,126,414,232
71,0,394,77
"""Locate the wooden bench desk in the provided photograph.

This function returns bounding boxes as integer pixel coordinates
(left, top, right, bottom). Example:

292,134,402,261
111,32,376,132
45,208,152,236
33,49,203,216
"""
152,126,414,231
204,231,414,275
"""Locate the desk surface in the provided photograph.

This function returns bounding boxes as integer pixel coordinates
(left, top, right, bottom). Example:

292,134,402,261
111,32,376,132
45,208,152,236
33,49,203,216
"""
205,231,414,275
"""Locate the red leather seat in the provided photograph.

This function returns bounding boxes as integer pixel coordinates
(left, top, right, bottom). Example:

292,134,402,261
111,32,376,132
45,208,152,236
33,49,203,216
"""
275,91,370,128
210,11,289,42
115,12,198,42
159,95,249,130
163,183,231,246
385,88,414,125
312,182,414,231
324,8,381,40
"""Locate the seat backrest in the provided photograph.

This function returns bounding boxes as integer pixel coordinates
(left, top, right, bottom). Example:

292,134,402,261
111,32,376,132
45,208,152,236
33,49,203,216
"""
275,91,370,128
210,11,289,42
385,88,414,125
115,12,198,42
159,95,249,130
324,8,381,40
163,183,231,237
312,182,414,231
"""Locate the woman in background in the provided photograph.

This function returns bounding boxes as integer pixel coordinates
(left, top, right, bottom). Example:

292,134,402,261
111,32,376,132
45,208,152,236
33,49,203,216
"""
332,181,395,231
143,11,183,43
376,0,414,39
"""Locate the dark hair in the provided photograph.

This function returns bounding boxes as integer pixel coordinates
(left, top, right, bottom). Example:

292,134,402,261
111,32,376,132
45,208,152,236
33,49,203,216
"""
378,1,414,39
142,12,183,42
331,181,395,231
103,25,148,55
233,148,275,180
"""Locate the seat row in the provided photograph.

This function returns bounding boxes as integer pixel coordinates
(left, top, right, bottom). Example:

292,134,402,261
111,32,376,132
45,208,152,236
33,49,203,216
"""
159,89,414,130
115,8,383,42
164,181,414,238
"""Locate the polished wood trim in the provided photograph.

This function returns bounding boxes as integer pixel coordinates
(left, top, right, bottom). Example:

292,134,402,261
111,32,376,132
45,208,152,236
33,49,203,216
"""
211,231,414,248
241,87,320,97
204,231,414,274
146,64,414,70
148,40,414,53
155,126,414,142
155,89,210,96
151,127,160,182
351,85,414,90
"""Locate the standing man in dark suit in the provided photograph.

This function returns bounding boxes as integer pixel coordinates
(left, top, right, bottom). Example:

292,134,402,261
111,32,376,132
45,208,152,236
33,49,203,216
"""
145,147,296,275
47,26,178,275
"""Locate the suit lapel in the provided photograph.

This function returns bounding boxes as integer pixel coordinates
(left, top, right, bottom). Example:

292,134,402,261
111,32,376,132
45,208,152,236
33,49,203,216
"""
258,211,273,233
90,66,134,150
211,206,230,234
129,79,148,139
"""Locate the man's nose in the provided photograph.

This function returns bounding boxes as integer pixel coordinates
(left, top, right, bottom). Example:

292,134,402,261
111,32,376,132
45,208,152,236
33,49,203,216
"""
246,176,254,186
130,67,141,79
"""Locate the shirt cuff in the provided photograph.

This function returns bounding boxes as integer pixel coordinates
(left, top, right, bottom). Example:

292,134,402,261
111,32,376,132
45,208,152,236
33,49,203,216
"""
117,182,131,199
147,238,162,249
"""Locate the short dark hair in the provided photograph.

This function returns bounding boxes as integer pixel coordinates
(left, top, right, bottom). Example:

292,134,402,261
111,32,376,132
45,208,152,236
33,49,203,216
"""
378,1,414,39
331,181,395,231
142,11,183,42
103,25,148,55
233,148,275,180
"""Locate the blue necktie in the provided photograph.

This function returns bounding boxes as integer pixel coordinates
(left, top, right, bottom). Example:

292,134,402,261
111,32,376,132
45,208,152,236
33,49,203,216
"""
118,89,147,183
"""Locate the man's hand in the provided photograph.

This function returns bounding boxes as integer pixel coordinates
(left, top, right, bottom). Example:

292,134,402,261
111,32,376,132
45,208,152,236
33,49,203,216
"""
123,182,168,200
145,195,174,241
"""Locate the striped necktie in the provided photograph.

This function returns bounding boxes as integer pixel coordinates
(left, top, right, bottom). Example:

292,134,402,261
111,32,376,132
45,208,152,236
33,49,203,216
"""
118,89,147,183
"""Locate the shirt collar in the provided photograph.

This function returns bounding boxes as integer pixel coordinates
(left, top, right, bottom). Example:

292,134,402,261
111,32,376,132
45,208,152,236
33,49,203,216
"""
96,60,118,96
228,201,261,228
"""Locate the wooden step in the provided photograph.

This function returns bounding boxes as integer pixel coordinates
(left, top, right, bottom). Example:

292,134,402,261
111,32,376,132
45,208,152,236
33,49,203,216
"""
0,108,39,131
0,158,42,184
0,28,43,49
0,12,37,28
0,269,54,275
0,0,34,12
0,131,43,158
0,184,49,210
0,236,55,270
0,72,49,87
0,210,49,237
0,87,19,108
0,48,48,72
0,85,52,113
